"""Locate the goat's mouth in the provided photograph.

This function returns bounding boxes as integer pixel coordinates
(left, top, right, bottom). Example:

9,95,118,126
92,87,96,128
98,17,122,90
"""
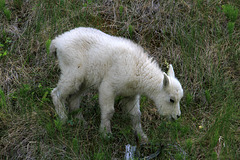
157,108,180,121
169,116,176,121
168,115,177,121
169,115,180,121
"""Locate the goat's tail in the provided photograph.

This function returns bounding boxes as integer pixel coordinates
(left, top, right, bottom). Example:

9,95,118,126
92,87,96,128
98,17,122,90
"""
50,39,57,57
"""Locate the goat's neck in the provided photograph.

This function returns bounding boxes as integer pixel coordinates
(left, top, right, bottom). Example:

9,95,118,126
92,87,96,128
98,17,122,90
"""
136,58,164,98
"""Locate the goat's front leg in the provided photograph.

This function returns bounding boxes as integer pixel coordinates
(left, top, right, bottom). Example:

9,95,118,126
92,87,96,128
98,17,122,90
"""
122,95,148,143
98,82,115,137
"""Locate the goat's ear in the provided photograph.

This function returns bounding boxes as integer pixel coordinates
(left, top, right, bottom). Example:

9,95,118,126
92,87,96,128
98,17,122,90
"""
163,73,170,87
167,64,175,77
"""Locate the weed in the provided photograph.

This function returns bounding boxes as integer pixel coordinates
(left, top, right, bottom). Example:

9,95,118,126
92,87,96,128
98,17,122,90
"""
185,139,193,152
3,8,11,20
175,153,185,160
222,4,239,38
197,0,203,8
87,0,92,5
185,93,193,107
59,0,65,6
0,35,12,58
94,152,106,160
13,0,23,9
0,0,5,11
128,24,134,38
41,91,49,103
45,122,55,137
204,90,211,103
120,127,132,141
0,87,6,109
140,96,148,107
83,0,93,7
54,118,63,132
72,137,79,154
0,50,7,58
227,22,235,36
119,5,124,17
211,151,218,160
45,39,51,55
92,94,99,100
222,4,239,22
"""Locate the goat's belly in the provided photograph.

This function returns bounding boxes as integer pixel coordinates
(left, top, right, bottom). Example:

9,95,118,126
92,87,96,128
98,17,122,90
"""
84,76,102,89
84,68,106,89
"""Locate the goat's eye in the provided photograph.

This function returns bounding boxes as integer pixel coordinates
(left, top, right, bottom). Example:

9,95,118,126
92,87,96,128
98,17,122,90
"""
170,99,175,103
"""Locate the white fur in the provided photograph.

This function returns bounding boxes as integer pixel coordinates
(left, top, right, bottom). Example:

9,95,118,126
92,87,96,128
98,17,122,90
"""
50,27,183,141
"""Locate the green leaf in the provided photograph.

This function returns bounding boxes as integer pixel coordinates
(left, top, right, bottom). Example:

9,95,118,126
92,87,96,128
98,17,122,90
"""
0,0,5,11
4,8,11,20
222,4,239,22
3,50,7,56
42,91,49,102
45,39,51,55
128,25,134,38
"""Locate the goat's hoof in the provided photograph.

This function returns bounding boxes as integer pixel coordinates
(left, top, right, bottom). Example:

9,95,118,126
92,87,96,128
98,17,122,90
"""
103,133,113,142
100,130,112,139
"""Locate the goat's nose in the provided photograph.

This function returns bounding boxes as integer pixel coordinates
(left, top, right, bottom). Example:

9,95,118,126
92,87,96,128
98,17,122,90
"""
177,115,180,119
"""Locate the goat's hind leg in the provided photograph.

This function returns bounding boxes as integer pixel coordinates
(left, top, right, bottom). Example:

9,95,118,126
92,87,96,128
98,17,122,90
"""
68,90,87,126
51,72,83,123
51,87,68,122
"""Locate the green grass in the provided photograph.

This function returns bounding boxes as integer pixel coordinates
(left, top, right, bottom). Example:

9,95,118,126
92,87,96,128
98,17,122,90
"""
0,0,239,159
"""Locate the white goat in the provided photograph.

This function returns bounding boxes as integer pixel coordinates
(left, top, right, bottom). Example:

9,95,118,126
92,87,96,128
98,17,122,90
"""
50,27,183,141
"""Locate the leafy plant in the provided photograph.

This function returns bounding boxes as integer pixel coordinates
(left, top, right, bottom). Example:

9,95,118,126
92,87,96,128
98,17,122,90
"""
4,8,11,20
197,0,203,6
46,122,55,137
227,22,235,36
185,93,193,106
222,4,239,37
83,0,92,7
175,153,185,160
87,0,92,5
54,118,63,131
119,5,124,16
0,36,11,58
0,0,5,11
128,24,134,38
205,90,211,103
94,152,106,160
0,87,6,109
72,137,79,154
13,0,23,9
222,4,239,22
41,91,49,103
140,96,147,105
45,39,51,55
59,0,65,6
0,50,7,58
211,151,218,160
185,139,193,152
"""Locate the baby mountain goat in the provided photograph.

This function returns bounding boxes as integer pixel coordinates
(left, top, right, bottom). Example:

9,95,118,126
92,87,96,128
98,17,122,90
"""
50,27,183,141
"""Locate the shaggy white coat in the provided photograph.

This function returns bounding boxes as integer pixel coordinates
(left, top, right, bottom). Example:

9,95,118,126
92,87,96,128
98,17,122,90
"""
50,27,183,141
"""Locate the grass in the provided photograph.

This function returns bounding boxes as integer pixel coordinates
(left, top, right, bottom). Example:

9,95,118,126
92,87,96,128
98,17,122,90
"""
0,0,239,159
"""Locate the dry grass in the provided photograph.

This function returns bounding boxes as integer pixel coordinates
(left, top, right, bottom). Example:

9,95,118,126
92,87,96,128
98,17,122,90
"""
0,0,239,159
